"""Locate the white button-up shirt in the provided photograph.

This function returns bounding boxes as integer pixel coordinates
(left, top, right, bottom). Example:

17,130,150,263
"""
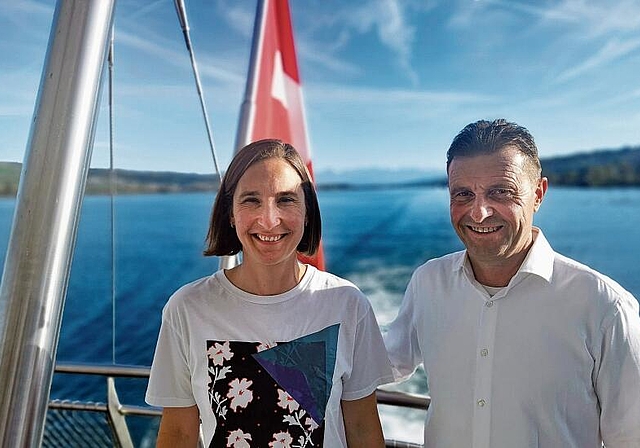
385,229,640,448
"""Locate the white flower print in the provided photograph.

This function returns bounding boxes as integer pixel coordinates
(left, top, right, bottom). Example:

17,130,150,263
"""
276,389,299,412
208,341,233,366
227,429,252,448
227,378,253,411
304,417,319,431
269,431,293,448
283,410,315,447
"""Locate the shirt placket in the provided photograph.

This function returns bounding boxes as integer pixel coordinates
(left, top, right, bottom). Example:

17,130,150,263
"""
472,297,498,448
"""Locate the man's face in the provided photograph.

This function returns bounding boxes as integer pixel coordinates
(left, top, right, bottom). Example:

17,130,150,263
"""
448,146,547,273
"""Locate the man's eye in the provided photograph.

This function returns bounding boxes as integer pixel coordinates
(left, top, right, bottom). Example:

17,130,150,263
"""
452,191,472,201
491,189,511,197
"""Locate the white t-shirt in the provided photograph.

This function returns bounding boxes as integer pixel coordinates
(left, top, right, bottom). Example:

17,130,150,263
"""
146,265,393,447
385,228,640,448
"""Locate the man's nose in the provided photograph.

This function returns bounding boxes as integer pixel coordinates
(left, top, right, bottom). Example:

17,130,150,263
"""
470,196,493,222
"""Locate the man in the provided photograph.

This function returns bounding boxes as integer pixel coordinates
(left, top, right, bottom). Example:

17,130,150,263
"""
384,119,640,447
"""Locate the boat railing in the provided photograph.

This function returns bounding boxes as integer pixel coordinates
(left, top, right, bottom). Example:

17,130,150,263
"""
48,362,428,448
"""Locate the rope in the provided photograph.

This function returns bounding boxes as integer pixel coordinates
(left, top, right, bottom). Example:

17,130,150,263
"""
174,0,223,183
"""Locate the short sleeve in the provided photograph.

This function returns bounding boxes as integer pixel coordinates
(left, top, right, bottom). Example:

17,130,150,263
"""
597,292,640,447
384,271,423,381
145,307,195,408
341,302,394,401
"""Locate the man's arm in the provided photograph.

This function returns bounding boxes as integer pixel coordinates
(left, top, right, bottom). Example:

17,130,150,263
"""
156,405,200,448
384,271,422,381
597,295,640,447
341,393,386,448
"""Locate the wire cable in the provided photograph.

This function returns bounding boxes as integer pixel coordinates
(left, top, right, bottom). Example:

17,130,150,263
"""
174,0,223,183
107,26,117,366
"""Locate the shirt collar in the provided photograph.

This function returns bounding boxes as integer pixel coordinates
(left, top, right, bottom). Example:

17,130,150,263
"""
454,227,554,284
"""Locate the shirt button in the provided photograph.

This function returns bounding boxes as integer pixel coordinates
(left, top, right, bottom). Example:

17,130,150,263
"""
480,349,489,357
477,399,486,407
486,300,494,308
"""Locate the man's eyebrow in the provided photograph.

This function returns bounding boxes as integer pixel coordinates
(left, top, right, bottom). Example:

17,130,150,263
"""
449,186,469,194
237,190,259,198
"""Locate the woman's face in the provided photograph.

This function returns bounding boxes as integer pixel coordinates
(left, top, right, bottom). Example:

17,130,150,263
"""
231,158,307,268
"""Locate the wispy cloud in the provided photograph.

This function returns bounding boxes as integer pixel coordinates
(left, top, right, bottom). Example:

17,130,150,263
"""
116,30,244,85
296,39,363,78
214,1,256,39
347,0,419,84
0,0,52,18
467,0,640,31
543,0,640,36
555,37,640,83
127,0,165,22
307,82,496,106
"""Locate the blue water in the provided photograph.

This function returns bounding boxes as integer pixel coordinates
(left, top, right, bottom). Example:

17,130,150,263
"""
1,186,640,444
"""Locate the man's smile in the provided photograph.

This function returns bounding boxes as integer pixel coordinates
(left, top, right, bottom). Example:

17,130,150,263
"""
468,225,502,234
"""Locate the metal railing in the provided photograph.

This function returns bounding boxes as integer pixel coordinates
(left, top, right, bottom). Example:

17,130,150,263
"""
49,362,428,448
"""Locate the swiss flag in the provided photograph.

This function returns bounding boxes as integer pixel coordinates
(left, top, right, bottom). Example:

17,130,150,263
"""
237,0,325,270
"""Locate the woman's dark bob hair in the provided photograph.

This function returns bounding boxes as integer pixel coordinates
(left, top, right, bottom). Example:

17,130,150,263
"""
204,139,321,257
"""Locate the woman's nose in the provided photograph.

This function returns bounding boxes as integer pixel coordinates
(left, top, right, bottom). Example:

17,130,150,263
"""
259,201,281,228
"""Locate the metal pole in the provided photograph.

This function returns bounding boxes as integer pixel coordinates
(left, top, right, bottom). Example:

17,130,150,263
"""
217,0,268,271
0,0,116,446
234,0,267,152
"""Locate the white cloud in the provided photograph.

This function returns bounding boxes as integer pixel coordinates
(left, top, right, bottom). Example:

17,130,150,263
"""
0,0,52,18
348,0,419,83
127,0,165,22
543,0,640,36
306,82,495,106
296,39,363,78
555,37,640,83
215,2,256,39
116,30,243,85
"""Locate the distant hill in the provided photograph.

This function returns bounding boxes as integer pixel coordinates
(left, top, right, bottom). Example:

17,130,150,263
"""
87,168,219,194
541,146,640,187
0,162,20,196
315,167,444,186
2,145,640,196
0,165,219,197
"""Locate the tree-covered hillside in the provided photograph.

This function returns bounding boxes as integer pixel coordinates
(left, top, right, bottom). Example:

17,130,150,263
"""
0,165,219,197
2,145,640,196
541,146,640,187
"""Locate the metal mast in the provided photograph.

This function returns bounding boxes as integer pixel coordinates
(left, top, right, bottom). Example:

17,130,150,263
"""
0,1,116,445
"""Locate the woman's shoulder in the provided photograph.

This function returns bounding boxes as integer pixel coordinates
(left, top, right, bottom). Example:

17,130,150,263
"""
306,266,371,306
163,272,220,312
308,266,360,290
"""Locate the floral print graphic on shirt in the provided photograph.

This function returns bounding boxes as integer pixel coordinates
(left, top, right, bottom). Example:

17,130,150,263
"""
206,324,339,448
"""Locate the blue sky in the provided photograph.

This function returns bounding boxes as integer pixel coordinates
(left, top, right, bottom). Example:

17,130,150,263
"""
2,0,640,175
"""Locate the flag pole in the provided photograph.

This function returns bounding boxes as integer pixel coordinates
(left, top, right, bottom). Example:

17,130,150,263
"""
218,0,269,271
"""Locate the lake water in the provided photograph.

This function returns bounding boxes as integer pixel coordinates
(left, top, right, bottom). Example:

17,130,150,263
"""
1,186,640,445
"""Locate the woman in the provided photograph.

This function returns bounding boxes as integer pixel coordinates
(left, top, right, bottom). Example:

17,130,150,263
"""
146,139,393,447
